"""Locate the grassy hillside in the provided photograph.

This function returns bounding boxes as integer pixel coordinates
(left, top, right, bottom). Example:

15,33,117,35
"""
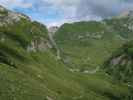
54,20,127,71
1,50,132,100
0,6,132,100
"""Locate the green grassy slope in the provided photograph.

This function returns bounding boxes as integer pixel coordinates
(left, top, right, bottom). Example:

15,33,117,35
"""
0,50,131,100
0,6,132,100
54,17,133,71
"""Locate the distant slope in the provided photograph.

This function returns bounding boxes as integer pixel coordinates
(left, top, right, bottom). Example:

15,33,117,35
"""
54,16,133,72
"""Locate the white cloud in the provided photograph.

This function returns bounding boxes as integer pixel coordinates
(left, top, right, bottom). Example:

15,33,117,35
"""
44,0,80,7
0,0,32,8
42,0,80,18
1,0,133,26
77,0,133,18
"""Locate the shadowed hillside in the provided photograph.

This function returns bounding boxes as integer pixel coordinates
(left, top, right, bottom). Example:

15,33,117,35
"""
104,41,133,84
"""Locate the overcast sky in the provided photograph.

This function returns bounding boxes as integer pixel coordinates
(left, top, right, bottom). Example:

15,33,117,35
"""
0,0,133,26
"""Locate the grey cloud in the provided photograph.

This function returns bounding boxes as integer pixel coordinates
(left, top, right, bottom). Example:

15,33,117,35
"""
76,0,133,19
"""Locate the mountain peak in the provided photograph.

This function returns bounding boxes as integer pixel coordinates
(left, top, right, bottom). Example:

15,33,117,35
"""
0,5,6,12
48,26,58,33
119,10,133,18
0,5,30,26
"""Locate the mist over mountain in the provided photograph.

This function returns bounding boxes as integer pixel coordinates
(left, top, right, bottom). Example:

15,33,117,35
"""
76,0,133,20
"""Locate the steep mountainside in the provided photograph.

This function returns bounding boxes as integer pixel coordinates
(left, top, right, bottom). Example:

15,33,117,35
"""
0,5,132,100
54,14,133,72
